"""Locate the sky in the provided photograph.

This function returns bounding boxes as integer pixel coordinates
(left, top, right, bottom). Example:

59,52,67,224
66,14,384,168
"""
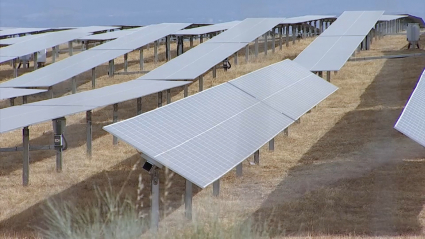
0,0,424,27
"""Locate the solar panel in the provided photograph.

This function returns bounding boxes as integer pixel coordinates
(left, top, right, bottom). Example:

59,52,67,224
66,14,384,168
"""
320,11,384,36
0,88,47,100
137,42,246,80
294,35,365,71
282,15,336,24
0,34,43,45
0,28,50,38
394,69,425,147
78,28,141,41
206,18,286,43
103,83,294,188
0,80,189,134
379,15,407,21
0,23,190,88
175,21,241,35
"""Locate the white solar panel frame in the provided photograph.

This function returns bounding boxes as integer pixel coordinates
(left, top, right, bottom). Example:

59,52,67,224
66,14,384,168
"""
0,28,50,37
174,21,241,36
78,28,141,41
0,88,47,100
320,11,384,36
394,69,425,147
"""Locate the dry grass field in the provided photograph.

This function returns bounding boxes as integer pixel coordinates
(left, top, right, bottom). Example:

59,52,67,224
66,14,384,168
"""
0,33,425,238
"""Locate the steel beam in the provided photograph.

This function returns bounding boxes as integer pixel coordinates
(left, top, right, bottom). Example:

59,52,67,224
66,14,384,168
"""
33,52,38,70
245,45,249,62
212,66,216,78
166,89,171,104
9,97,15,106
52,46,56,63
166,35,171,61
326,71,331,82
279,26,283,50
264,33,268,56
285,25,289,47
190,36,194,47
271,29,275,53
184,85,188,98
234,52,238,65
12,58,17,78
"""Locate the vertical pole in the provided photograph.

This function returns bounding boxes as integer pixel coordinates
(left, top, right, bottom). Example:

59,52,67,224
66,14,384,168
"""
269,138,274,151
285,25,289,47
319,20,323,34
255,38,259,57
124,53,128,72
166,89,171,104
279,26,283,50
283,128,289,136
245,45,249,62
12,58,17,78
297,25,301,42
151,169,159,230
154,40,158,63
22,127,29,186
54,118,64,172
190,36,194,47
200,35,204,43
212,66,216,78
158,92,163,107
84,41,89,50
86,111,92,157
71,77,77,94
113,103,118,145
199,76,204,92
185,180,193,220
23,96,27,104
234,52,238,65
254,150,260,164
108,60,114,77
326,71,331,82
52,46,56,63
213,179,220,197
91,67,96,89
271,29,275,53
236,163,242,177
166,35,171,61
68,41,73,56
33,52,38,70
48,86,53,99
184,85,188,98
303,24,306,38
264,33,268,55
139,48,144,70
10,98,15,106
314,21,318,36
137,97,142,115
292,25,296,44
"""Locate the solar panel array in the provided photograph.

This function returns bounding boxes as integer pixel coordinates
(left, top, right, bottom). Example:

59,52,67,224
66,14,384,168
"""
294,11,384,71
78,28,141,41
0,80,189,134
104,59,338,188
0,28,50,38
379,15,407,21
0,23,190,88
394,69,425,147
175,21,241,35
0,88,47,100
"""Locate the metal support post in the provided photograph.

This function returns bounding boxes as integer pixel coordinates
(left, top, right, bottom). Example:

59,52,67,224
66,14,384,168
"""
124,53,128,72
139,48,144,70
84,41,89,50
255,38,259,57
200,35,204,43
48,86,53,98
113,104,118,145
236,163,242,177
319,20,323,34
326,71,331,82
285,25,289,47
245,45,249,62
303,24,306,38
53,117,65,172
184,85,188,98
108,59,114,77
86,111,92,157
68,41,73,56
166,89,171,104
297,25,301,42
318,71,323,77
314,20,318,36
190,36,194,47
158,91,163,107
151,169,160,230
271,30,275,53
279,27,283,50
52,46,56,63
264,33,268,56
154,40,158,63
33,52,38,70
23,96,27,104
23,127,30,186
10,98,15,106
185,180,193,220
269,138,274,151
254,150,260,164
91,67,96,89
137,97,142,115
71,77,77,94
234,52,238,65
213,179,220,197
292,25,296,44
283,128,289,136
212,66,216,78
166,35,171,61
12,58,17,78
199,76,204,92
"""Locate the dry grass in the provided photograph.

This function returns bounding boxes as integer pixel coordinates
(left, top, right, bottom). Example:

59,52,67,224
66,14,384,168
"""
1,33,425,238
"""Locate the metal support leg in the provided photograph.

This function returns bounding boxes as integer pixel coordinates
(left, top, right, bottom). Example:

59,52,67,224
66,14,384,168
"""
71,77,77,94
54,118,65,171
185,180,193,220
33,52,38,70
283,128,289,136
285,25,289,47
245,45,249,62
52,46,56,63
108,60,114,77
213,179,220,197
166,35,171,61
151,169,159,230
137,97,142,115
124,53,128,72
184,85,188,98
139,48,144,70
91,67,96,89
212,66,216,78
12,58,17,78
166,89,171,104
255,38,259,57
68,41,73,56
292,26,296,44
200,35,203,43
271,30,275,53
236,163,242,177
23,96,27,104
190,36,193,47
154,40,158,63
269,138,274,151
158,92,163,107
48,86,53,98
254,150,260,164
264,33,268,56
326,71,331,82
199,76,204,92
113,104,118,145
22,127,30,186
279,27,283,50
234,52,238,65
86,111,92,157
10,97,15,106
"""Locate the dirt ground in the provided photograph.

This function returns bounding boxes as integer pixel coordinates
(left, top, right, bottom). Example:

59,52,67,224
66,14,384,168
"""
1,33,425,238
